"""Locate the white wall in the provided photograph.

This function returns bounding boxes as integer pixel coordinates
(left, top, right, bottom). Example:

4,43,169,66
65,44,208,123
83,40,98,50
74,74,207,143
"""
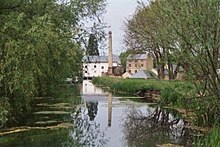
83,62,119,77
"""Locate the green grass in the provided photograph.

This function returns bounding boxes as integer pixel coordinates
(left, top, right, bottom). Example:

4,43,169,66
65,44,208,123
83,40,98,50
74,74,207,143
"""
196,127,220,147
92,77,197,108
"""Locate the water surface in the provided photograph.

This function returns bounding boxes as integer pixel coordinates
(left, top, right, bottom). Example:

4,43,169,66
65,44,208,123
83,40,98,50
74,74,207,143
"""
0,80,193,147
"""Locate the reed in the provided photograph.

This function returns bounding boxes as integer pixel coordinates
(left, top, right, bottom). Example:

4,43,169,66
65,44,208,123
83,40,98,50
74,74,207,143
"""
92,77,196,108
196,127,220,147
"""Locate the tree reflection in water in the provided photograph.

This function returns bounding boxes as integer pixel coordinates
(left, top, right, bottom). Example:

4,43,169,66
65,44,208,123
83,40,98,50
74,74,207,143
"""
71,107,108,147
123,107,193,147
86,102,98,121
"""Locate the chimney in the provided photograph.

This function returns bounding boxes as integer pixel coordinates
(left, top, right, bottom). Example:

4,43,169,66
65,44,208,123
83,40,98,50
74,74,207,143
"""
108,31,113,75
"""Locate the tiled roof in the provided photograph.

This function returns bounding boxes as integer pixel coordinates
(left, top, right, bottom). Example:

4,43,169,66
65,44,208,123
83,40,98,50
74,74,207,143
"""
131,70,157,79
82,55,121,63
127,54,149,60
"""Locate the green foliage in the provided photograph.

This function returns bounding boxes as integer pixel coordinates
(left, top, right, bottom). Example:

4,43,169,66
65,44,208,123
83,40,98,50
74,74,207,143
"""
86,34,99,56
125,0,220,126
93,77,196,107
0,0,106,128
0,97,10,128
196,127,220,147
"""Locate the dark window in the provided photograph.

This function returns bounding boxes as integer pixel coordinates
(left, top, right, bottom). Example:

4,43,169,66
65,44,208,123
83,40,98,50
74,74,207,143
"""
85,71,87,73
94,65,96,68
101,66,104,69
129,70,131,73
85,65,87,68
135,70,137,73
129,64,131,67
141,64,143,67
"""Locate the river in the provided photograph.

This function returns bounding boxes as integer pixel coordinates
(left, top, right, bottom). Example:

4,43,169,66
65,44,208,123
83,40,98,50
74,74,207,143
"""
0,80,194,147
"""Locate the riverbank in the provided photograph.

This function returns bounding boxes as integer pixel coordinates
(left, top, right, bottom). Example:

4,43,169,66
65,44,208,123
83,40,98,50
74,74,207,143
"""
92,77,220,146
92,77,196,107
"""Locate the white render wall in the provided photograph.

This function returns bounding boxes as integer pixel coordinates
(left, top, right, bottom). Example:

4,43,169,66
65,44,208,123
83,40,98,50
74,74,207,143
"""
83,62,118,77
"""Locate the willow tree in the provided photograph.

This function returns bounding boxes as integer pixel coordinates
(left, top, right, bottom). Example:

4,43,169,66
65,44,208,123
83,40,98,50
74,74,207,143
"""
0,0,106,128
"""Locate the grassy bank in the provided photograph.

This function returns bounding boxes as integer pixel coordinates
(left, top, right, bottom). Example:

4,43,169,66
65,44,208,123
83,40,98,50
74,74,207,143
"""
93,77,220,145
196,126,220,147
92,77,196,108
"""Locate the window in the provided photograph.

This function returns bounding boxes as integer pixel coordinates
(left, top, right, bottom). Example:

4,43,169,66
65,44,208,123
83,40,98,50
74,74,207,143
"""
85,65,87,68
135,64,138,67
94,71,96,73
94,65,96,68
85,71,87,73
135,70,137,73
129,64,131,67
101,66,104,69
141,64,144,67
129,70,131,73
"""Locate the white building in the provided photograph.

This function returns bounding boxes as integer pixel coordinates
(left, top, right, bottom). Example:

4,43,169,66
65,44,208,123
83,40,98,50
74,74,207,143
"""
82,55,120,78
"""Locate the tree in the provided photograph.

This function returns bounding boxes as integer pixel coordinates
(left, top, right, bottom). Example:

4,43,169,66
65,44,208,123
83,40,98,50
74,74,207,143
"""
86,34,99,56
159,0,220,125
0,0,106,128
124,1,174,80
125,0,220,125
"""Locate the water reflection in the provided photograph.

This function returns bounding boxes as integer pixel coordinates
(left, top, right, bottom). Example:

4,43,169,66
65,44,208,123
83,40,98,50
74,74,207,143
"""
86,101,98,121
82,80,105,95
0,81,195,147
79,80,196,146
71,107,108,147
108,93,113,127
122,107,193,146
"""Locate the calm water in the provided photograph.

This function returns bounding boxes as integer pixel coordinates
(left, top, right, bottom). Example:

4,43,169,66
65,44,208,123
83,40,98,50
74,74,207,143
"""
0,80,194,147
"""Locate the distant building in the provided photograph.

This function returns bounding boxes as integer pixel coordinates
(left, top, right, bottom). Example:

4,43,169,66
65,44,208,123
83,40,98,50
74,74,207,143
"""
82,55,121,78
122,72,132,79
130,70,157,79
126,53,154,75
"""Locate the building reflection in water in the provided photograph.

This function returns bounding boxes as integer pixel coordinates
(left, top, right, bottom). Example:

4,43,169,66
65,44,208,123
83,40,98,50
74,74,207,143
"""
108,93,113,127
82,80,105,95
81,80,113,127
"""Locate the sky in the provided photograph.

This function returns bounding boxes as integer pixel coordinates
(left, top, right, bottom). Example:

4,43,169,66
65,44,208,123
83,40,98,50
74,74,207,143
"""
103,0,142,55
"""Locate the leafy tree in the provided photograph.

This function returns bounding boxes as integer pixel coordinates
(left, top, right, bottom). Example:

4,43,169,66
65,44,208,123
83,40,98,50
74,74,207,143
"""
86,34,99,56
159,0,220,125
0,0,106,128
125,0,220,126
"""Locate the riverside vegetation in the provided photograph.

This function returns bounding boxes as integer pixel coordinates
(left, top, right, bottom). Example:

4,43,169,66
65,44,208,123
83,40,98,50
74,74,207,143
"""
92,77,220,146
121,0,220,146
0,0,106,129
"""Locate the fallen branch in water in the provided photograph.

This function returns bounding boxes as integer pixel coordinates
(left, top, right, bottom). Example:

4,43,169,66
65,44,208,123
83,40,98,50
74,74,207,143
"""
0,123,73,136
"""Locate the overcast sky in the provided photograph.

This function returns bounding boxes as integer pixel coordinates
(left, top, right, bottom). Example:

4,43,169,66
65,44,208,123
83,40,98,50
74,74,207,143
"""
103,0,141,55
104,0,137,55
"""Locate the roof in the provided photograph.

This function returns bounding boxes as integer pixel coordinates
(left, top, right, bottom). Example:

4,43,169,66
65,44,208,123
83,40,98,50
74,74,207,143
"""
122,72,132,78
131,70,158,79
127,53,149,60
83,54,121,64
